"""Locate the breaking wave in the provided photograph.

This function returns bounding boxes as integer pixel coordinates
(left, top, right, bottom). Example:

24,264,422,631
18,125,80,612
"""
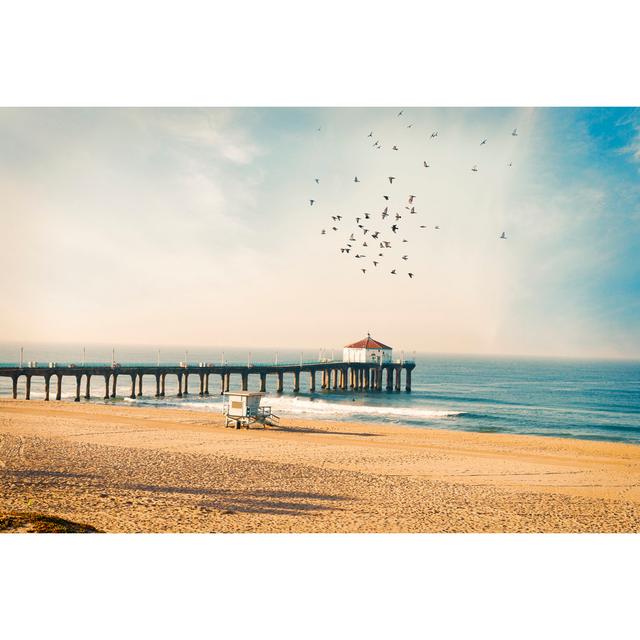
123,394,464,422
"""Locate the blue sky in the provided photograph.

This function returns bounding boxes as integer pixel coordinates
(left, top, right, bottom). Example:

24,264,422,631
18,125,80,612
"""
0,107,638,357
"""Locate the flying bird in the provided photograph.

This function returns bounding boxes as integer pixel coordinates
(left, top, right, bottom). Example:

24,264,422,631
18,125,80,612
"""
391,269,397,275
423,161,430,167
373,261,378,266
402,255,408,261
372,231,380,239
391,225,399,233
430,131,438,138
480,138,487,145
395,213,402,220
397,110,404,117
402,239,408,243
471,165,478,172
315,178,320,184
364,213,370,219
420,225,427,228
349,233,356,241
388,177,396,183
321,229,326,235
408,273,414,278
361,269,366,274
392,145,399,151
407,124,413,128
512,128,518,136
310,199,315,205
508,162,513,167
354,176,360,182
408,195,415,204
435,225,440,230
332,227,338,231
368,131,373,137
500,232,507,239
336,215,342,221
409,207,416,214
383,195,389,201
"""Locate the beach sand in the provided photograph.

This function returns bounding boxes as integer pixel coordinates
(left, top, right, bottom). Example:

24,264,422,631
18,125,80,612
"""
1,399,640,533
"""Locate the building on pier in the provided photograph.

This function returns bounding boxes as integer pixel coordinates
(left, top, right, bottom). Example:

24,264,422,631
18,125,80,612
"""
343,334,393,364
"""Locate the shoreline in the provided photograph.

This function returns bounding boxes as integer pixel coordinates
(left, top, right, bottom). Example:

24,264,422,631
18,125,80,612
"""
2,400,640,533
4,391,639,448
3,396,640,450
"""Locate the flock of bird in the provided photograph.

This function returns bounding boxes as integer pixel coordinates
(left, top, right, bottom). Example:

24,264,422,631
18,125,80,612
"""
312,110,518,278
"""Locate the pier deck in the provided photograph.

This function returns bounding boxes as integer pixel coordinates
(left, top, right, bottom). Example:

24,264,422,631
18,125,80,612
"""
0,360,416,401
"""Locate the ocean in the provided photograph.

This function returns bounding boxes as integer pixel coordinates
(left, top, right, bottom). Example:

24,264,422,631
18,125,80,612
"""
1,344,639,445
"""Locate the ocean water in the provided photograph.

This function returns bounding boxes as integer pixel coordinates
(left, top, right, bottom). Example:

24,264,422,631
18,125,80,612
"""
1,344,639,445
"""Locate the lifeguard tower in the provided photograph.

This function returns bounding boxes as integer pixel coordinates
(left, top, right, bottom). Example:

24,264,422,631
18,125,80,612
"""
222,391,279,429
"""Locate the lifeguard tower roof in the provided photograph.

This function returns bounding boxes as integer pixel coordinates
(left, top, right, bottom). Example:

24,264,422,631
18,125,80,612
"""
223,391,264,397
344,336,392,350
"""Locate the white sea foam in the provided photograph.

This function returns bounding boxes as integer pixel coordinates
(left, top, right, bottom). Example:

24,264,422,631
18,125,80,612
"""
123,394,463,421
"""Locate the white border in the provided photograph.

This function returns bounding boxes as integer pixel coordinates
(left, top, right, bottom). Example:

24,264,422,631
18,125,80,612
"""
2,534,639,639
1,1,639,106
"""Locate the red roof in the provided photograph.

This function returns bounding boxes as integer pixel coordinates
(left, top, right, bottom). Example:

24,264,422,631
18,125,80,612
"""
344,336,392,350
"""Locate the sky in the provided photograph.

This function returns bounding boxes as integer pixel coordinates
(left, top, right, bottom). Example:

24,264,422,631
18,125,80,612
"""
0,107,639,358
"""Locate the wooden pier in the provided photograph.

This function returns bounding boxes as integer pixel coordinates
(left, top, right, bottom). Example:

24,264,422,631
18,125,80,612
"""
0,360,416,401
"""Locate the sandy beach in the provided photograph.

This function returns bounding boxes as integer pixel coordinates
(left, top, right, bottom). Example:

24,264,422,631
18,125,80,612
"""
1,399,640,532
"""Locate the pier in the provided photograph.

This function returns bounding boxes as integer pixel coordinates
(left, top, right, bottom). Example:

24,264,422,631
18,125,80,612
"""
0,360,416,401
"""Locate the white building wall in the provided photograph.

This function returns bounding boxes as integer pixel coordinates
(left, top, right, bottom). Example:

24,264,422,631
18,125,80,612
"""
343,347,392,363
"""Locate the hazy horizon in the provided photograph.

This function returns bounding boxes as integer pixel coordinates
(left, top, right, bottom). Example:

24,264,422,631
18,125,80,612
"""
1,107,639,359
2,340,639,364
